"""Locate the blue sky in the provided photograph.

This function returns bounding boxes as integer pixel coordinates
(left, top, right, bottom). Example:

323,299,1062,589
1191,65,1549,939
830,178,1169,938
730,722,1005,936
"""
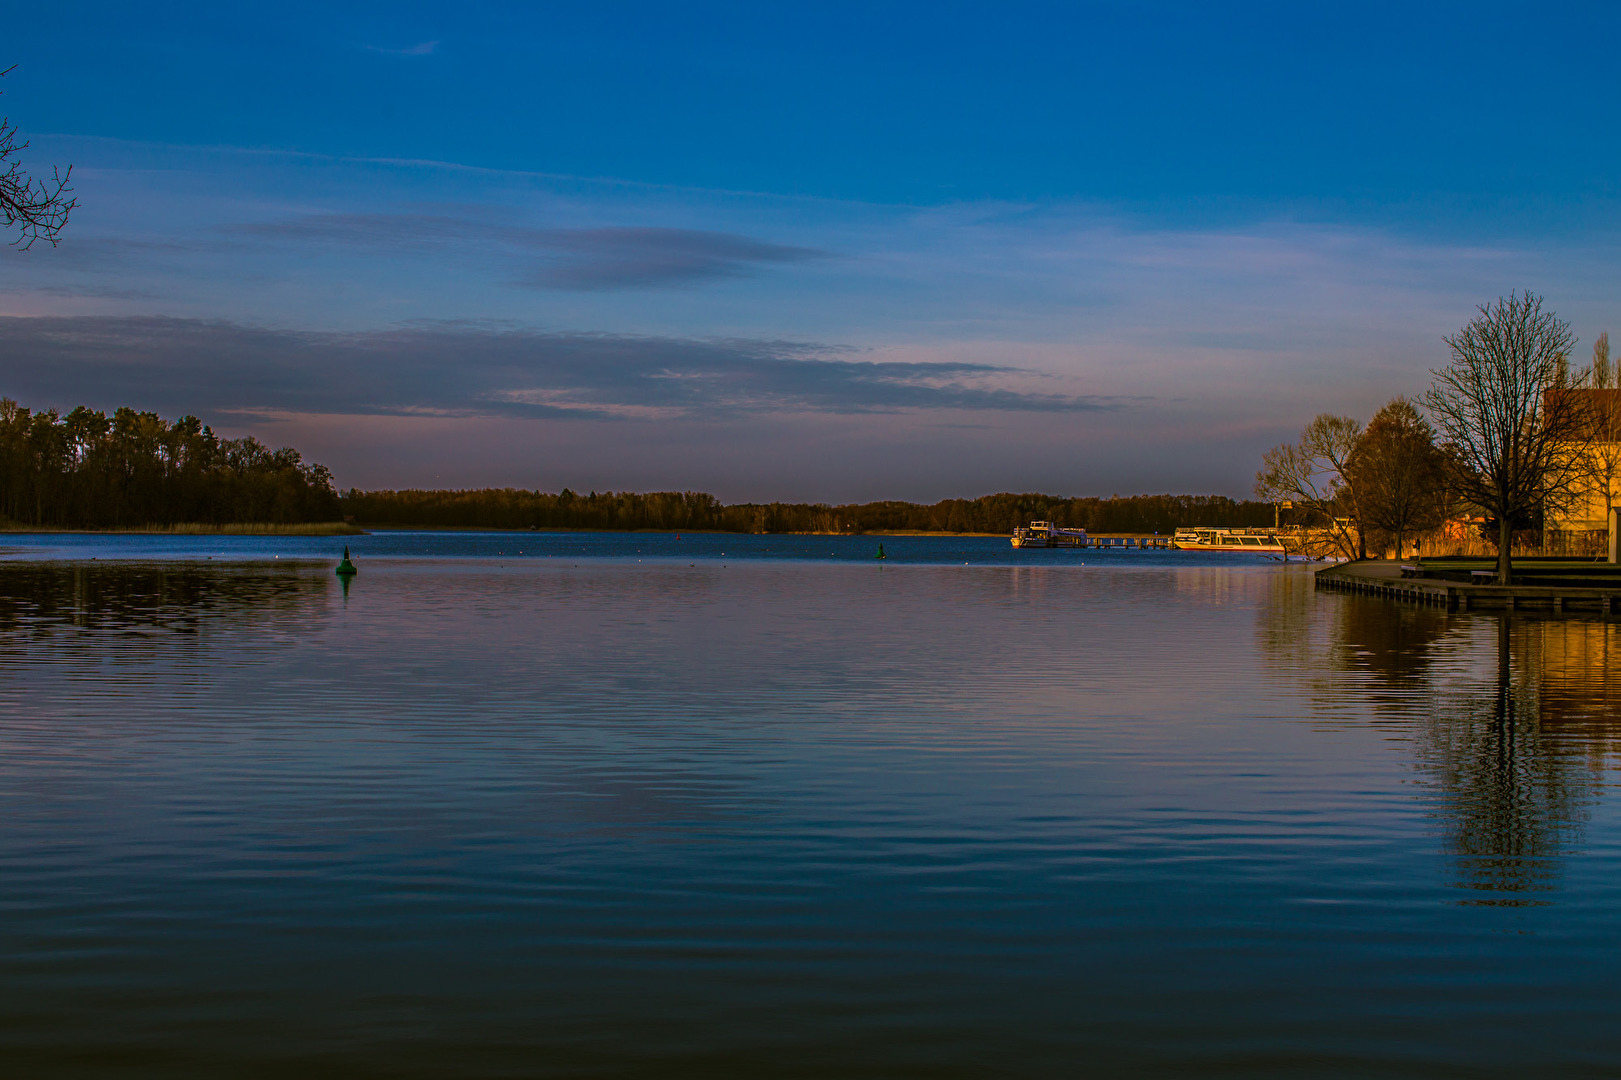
2,2,1619,500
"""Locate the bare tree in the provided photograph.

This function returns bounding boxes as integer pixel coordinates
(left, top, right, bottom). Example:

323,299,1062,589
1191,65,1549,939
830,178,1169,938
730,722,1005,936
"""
0,66,75,249
1344,397,1450,558
1255,413,1364,560
1424,293,1591,585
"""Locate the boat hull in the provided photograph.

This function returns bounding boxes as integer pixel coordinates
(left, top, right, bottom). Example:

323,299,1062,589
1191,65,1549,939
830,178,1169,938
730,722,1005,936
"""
1171,541,1285,553
1011,536,1086,547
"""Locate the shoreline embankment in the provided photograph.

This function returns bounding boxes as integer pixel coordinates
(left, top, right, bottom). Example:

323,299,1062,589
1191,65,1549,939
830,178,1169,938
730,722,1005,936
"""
1317,558,1621,614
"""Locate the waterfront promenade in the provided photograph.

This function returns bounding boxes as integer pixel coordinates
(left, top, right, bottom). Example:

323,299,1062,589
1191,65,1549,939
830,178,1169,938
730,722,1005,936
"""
1316,559,1621,613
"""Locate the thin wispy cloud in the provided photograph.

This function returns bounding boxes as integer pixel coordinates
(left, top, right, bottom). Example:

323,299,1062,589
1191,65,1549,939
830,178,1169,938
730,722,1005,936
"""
363,41,439,57
0,316,1125,421
522,228,823,290
29,283,161,301
222,213,825,290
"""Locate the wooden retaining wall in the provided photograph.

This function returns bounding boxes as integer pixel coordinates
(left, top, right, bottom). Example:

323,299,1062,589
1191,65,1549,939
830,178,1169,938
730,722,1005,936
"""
1315,567,1621,614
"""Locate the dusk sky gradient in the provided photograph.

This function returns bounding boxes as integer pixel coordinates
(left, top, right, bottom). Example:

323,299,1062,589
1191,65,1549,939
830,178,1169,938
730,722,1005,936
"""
3,2,1620,501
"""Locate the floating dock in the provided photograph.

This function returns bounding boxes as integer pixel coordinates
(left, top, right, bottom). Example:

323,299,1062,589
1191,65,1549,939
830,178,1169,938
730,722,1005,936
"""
1316,561,1621,613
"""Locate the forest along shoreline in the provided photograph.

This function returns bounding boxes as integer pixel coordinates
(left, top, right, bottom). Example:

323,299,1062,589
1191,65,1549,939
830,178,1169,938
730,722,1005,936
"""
334,489,1273,536
0,396,1277,538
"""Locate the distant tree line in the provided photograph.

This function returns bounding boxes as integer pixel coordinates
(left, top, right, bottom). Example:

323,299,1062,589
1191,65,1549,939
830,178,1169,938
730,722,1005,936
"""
0,395,1277,536
339,487,1274,535
0,399,341,527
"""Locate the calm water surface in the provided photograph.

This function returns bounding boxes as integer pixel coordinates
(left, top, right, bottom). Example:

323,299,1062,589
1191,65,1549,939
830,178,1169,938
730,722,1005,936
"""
2,533,1619,1076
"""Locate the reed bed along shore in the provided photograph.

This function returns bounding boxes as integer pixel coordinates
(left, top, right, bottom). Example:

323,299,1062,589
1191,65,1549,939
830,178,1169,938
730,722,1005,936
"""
0,522,366,536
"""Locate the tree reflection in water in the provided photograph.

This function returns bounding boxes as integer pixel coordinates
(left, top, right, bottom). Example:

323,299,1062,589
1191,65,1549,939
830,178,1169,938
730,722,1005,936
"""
1274,587,1621,905
0,562,333,640
1418,618,1596,904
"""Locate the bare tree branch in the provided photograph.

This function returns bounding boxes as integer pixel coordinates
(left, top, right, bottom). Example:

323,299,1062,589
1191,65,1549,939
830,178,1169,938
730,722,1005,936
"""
0,65,76,250
1255,413,1364,560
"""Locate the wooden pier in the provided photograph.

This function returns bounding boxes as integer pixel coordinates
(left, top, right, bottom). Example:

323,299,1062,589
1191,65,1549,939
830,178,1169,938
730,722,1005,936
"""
1010,521,1178,549
1316,561,1621,613
1086,536,1176,549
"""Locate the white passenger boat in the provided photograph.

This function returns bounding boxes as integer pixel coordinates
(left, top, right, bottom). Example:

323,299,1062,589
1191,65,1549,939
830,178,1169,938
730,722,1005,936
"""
1171,527,1286,553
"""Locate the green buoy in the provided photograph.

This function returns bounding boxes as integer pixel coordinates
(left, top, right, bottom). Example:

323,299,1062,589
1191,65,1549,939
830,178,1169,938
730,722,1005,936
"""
875,544,886,560
336,545,358,576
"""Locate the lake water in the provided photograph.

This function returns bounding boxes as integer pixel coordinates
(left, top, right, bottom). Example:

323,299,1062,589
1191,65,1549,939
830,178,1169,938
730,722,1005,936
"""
2,532,1620,1076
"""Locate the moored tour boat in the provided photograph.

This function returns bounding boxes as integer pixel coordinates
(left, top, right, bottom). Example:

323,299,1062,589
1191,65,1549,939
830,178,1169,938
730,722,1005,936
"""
1011,521,1088,548
1171,527,1286,553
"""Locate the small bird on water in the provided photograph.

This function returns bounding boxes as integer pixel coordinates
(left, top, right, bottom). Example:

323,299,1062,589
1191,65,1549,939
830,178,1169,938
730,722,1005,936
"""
336,546,358,576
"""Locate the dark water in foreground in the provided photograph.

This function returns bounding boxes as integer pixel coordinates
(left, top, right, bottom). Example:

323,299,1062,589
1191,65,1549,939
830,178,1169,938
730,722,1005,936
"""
2,534,1620,1076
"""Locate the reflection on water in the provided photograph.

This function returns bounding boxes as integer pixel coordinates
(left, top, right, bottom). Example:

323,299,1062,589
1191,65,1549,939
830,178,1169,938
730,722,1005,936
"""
4,552,1621,1075
1529,617,1621,733
1420,620,1592,904
1289,593,1621,905
0,561,331,637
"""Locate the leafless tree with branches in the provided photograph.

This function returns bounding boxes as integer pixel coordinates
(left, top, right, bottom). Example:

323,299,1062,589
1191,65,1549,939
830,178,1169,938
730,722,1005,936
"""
1424,292,1591,584
1344,397,1450,558
0,66,75,249
1255,413,1365,560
